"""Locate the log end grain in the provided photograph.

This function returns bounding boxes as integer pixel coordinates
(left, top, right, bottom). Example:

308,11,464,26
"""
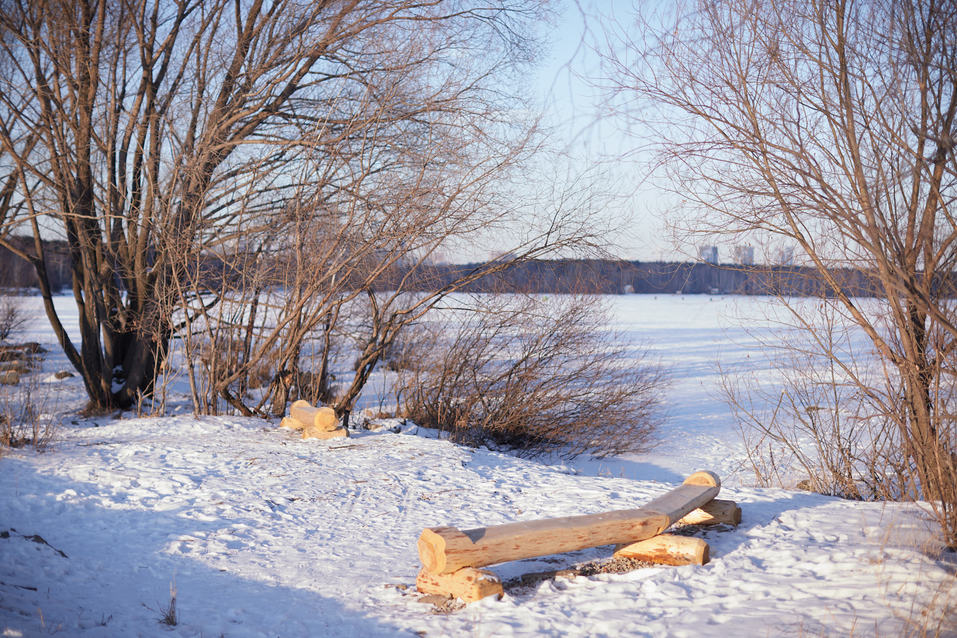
683,470,721,489
311,406,338,431
418,526,473,575
676,499,741,527
290,401,339,431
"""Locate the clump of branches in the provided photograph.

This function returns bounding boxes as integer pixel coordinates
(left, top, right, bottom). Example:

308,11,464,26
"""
396,293,664,459
0,376,56,454
0,0,564,413
0,297,26,342
724,301,912,501
49,0,616,424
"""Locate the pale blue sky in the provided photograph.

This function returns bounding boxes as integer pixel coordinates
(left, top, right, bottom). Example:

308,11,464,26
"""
530,0,682,262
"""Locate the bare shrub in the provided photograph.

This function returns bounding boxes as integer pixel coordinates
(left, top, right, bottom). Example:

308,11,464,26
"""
723,295,957,549
725,305,909,501
0,297,26,342
382,333,418,373
179,275,340,416
397,294,664,459
0,375,56,454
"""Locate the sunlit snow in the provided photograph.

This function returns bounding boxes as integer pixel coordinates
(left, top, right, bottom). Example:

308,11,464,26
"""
0,294,952,637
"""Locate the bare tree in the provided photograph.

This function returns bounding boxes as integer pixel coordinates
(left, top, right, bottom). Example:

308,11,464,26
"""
603,0,957,545
0,0,570,411
172,154,614,423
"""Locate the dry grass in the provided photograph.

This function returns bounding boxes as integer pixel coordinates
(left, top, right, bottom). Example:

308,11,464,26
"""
158,581,178,627
146,579,178,627
894,578,957,638
875,513,957,638
792,511,957,638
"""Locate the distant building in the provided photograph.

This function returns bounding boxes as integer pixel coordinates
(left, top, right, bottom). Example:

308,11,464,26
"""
699,245,718,264
775,247,795,266
732,245,754,265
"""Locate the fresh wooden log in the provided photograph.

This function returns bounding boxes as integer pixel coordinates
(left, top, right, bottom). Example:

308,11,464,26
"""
643,470,721,520
676,499,741,527
290,400,339,431
416,567,503,602
280,416,304,430
302,426,348,440
614,534,710,565
418,471,720,575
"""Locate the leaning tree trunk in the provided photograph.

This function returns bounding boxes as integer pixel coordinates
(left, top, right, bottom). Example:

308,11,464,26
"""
49,228,173,412
896,302,957,547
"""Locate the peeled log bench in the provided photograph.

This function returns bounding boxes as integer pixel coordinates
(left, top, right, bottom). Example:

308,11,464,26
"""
676,499,741,527
289,400,339,431
418,470,721,575
614,533,710,565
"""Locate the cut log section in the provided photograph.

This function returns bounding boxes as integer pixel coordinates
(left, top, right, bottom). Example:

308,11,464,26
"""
418,471,720,575
416,567,503,603
614,534,710,565
676,499,741,527
290,400,339,431
280,416,303,430
302,426,348,440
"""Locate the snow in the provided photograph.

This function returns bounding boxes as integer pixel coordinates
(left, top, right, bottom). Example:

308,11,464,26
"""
1,294,954,637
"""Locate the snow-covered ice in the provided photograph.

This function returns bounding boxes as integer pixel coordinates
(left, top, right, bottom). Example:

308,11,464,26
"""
1,294,954,637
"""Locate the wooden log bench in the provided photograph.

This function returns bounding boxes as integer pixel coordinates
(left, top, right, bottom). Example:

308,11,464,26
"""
415,470,740,602
281,400,348,440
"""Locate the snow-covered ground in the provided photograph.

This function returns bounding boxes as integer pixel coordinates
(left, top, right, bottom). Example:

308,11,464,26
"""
1,294,954,637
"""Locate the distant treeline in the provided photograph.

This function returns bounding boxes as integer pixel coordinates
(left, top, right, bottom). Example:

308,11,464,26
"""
389,259,955,298
0,237,71,290
2,239,952,298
